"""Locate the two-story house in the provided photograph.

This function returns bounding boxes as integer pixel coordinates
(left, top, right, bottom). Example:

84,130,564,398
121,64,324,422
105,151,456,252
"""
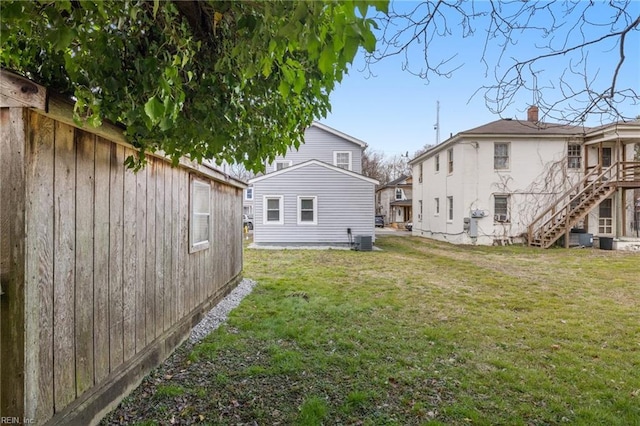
249,122,378,246
376,175,413,227
409,106,640,249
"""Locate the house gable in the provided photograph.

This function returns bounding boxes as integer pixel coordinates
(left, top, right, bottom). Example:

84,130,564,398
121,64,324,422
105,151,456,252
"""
265,122,365,174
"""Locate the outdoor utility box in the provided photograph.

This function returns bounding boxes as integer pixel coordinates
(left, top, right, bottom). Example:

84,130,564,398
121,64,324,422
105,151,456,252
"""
579,233,593,247
354,235,373,251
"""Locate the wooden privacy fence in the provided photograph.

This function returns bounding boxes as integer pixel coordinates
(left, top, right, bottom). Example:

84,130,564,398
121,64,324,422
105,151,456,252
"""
0,70,245,425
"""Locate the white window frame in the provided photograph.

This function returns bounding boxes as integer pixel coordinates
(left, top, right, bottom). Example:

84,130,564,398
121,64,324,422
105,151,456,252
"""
395,188,403,200
567,143,581,169
447,149,454,174
434,197,440,216
244,187,253,201
263,195,284,225
494,142,510,170
418,200,423,222
275,160,292,171
435,155,440,173
598,198,613,234
447,196,453,222
333,151,352,170
297,196,318,225
494,195,510,222
189,177,211,253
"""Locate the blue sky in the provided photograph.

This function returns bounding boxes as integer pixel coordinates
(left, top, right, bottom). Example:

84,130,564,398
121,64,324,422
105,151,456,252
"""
322,1,640,157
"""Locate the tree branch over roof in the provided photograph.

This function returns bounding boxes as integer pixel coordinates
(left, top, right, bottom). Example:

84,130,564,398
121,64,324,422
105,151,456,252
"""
366,0,640,124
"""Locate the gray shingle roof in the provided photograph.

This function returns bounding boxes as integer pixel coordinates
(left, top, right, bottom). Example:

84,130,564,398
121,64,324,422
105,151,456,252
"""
462,119,589,136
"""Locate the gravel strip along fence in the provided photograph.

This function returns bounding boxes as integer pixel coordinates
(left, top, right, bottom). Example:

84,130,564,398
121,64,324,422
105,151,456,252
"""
188,278,257,344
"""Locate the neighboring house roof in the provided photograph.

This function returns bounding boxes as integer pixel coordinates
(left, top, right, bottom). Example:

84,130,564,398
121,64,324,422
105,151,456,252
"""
311,122,368,148
390,200,412,207
376,174,412,191
409,118,590,165
249,159,379,185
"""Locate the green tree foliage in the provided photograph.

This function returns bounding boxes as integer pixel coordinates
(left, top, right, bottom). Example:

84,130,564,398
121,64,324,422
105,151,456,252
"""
1,0,386,170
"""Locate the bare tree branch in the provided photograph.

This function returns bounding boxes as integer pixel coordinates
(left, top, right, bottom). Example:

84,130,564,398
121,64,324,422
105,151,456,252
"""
367,0,640,125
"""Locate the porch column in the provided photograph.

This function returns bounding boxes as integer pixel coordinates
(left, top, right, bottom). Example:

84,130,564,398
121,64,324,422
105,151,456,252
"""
616,187,623,238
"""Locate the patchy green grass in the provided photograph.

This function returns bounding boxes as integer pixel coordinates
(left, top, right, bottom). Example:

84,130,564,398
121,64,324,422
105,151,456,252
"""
103,236,640,425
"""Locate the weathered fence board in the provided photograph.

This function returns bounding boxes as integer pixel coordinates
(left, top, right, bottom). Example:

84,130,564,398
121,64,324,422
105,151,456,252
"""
145,164,156,345
53,120,77,410
155,161,165,338
1,70,245,425
93,137,111,384
25,111,55,421
75,130,96,396
122,147,137,362
135,162,147,351
108,144,125,371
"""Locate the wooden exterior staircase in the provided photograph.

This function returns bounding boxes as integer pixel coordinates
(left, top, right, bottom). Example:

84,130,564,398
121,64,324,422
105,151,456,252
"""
528,163,620,248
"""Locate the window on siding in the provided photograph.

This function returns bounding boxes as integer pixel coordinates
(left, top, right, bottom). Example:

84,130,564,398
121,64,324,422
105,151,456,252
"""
434,197,440,216
275,160,292,171
568,144,581,169
245,187,253,200
598,198,612,234
447,149,453,173
334,151,352,170
494,143,510,170
395,188,403,200
297,196,317,225
447,196,453,221
435,155,440,172
494,195,509,222
264,195,284,224
419,163,423,182
190,178,211,252
418,200,423,221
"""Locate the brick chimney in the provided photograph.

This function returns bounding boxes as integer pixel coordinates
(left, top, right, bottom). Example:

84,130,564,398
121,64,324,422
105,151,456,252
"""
527,105,539,122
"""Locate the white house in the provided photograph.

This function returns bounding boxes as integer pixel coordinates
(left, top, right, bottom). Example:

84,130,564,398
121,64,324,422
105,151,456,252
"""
249,122,378,246
376,174,413,227
409,106,640,248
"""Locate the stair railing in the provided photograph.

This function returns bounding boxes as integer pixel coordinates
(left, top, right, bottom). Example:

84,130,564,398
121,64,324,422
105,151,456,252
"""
528,162,618,246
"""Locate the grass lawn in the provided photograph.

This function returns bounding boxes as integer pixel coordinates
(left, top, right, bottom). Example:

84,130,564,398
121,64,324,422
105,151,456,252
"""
105,236,640,425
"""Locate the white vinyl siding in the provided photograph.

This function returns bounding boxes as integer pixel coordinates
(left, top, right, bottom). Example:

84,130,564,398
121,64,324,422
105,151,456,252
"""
264,195,284,225
297,196,318,225
251,162,375,244
190,178,210,252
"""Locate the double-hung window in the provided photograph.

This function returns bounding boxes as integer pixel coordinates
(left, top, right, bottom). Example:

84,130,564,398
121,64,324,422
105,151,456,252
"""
434,197,440,216
447,196,453,221
494,195,509,222
395,188,403,200
334,151,352,170
245,187,253,201
567,144,581,169
190,177,211,252
435,155,440,172
297,196,317,225
264,195,284,225
494,143,510,170
447,149,453,173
